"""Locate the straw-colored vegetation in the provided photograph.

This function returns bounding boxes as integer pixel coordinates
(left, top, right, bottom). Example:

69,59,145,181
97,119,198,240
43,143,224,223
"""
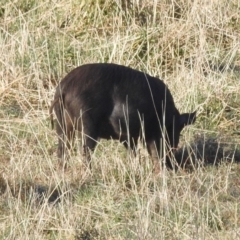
1,0,240,239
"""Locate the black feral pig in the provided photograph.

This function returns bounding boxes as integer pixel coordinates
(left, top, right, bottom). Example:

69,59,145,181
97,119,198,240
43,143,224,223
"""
50,63,196,173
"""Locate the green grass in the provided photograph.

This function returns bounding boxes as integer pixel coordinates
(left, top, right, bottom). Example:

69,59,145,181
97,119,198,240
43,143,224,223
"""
1,0,240,239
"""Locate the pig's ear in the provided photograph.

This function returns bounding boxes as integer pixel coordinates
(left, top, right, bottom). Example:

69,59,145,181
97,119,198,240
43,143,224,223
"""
179,111,197,127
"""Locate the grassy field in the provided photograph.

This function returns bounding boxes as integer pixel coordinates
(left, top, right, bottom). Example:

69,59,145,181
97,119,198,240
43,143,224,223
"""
1,0,240,239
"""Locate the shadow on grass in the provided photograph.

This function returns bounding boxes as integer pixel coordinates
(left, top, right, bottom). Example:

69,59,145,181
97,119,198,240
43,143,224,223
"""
0,176,73,204
175,133,240,169
1,134,240,205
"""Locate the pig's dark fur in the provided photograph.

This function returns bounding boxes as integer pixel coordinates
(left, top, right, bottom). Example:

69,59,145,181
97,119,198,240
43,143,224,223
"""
50,63,196,172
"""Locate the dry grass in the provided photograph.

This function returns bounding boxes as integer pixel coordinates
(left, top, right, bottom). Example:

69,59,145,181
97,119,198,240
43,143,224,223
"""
1,0,240,239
